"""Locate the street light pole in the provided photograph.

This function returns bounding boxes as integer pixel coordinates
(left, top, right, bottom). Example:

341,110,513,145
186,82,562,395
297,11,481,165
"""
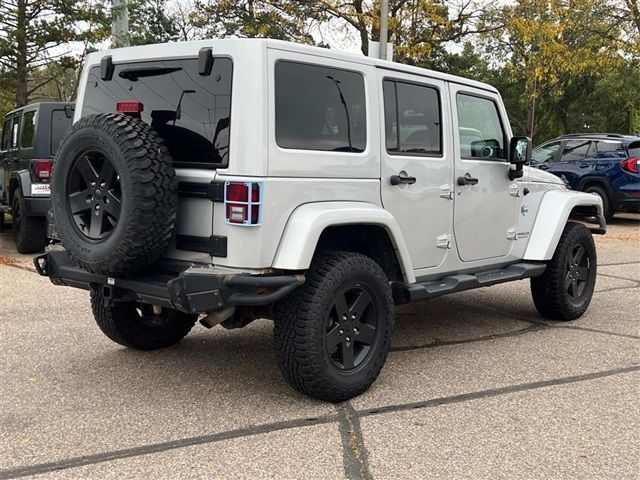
379,0,389,60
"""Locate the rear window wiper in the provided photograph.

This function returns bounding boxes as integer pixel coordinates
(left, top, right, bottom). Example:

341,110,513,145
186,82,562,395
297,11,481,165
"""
118,66,182,81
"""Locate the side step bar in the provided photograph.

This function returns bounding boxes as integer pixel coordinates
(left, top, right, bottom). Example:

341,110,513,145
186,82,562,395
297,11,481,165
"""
392,262,546,305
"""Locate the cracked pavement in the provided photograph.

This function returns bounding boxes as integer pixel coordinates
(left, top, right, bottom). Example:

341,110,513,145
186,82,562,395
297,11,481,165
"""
0,214,638,479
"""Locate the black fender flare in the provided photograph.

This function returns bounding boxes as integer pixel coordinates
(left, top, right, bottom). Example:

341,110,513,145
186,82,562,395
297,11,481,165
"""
576,176,613,197
9,170,32,201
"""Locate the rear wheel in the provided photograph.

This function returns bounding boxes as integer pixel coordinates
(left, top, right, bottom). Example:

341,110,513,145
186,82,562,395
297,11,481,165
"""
11,188,47,253
90,290,197,350
274,251,394,402
531,222,597,321
584,185,613,222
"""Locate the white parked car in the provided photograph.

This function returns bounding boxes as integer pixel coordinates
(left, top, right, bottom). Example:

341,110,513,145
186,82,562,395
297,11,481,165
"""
36,39,605,402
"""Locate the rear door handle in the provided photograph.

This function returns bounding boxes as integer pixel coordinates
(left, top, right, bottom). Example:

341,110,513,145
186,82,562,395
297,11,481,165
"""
390,174,416,186
457,173,479,186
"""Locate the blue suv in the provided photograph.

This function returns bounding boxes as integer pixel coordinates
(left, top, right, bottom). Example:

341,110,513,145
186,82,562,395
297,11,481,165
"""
532,133,640,221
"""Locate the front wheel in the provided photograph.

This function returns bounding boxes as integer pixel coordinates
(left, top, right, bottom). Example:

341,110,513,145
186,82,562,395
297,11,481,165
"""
531,222,597,320
274,251,394,402
90,290,197,350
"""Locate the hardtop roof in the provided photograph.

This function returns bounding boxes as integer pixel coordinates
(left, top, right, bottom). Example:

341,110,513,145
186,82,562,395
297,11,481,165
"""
84,38,499,94
4,101,74,118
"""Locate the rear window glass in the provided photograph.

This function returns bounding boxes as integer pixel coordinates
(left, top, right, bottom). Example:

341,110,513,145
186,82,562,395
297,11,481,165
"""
51,109,73,156
275,61,366,152
629,141,640,158
20,111,37,148
560,140,591,162
82,57,232,168
1,118,11,151
594,141,625,157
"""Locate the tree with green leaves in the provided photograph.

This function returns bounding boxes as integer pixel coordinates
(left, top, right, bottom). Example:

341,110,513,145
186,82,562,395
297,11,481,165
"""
0,0,109,108
479,0,639,140
190,0,316,43
126,0,180,45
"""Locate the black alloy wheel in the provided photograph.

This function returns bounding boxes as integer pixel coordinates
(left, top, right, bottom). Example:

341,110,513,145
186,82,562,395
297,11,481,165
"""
565,243,592,303
325,285,378,371
51,113,177,276
67,150,122,240
531,222,597,320
274,251,394,402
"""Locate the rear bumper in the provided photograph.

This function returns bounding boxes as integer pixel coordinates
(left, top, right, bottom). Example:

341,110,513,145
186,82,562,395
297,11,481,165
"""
615,196,640,212
613,187,640,212
34,250,304,314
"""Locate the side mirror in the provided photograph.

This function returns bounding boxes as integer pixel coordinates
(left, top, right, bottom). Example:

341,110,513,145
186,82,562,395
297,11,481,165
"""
510,136,532,164
508,136,532,180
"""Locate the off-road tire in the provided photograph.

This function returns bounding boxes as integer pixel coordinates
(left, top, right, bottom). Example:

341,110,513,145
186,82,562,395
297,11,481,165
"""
90,290,197,350
584,185,613,222
11,188,47,253
274,251,394,402
531,222,597,321
52,114,177,276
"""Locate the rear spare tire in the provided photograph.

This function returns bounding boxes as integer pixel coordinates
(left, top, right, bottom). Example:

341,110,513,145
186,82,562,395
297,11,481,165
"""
52,114,177,276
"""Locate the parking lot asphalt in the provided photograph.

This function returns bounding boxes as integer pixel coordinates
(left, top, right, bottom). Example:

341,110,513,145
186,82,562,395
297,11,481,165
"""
1,215,638,479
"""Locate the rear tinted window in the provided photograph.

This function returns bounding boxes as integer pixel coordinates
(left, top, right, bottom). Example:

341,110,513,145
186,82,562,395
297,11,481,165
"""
51,109,72,156
594,141,625,158
20,110,37,148
275,61,366,152
82,57,232,167
1,118,11,151
383,80,442,155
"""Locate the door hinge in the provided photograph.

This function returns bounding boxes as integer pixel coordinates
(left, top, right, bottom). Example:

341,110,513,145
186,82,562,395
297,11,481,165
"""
507,228,518,240
437,233,452,249
509,183,520,197
439,184,454,200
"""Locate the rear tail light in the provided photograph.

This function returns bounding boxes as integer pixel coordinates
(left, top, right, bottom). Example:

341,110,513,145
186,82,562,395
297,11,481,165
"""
34,159,52,180
116,101,144,116
224,181,262,226
621,157,638,174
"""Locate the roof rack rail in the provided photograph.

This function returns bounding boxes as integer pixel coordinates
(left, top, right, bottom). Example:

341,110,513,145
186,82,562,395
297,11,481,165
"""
558,133,625,139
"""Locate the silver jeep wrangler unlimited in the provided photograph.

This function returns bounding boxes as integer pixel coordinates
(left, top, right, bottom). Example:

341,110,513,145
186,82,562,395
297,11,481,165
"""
36,39,605,402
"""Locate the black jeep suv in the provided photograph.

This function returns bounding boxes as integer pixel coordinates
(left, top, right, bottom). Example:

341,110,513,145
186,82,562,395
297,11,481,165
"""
0,102,74,252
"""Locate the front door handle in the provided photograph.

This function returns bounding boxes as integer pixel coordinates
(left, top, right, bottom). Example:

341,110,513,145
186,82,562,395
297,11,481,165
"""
457,173,479,186
390,174,416,186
